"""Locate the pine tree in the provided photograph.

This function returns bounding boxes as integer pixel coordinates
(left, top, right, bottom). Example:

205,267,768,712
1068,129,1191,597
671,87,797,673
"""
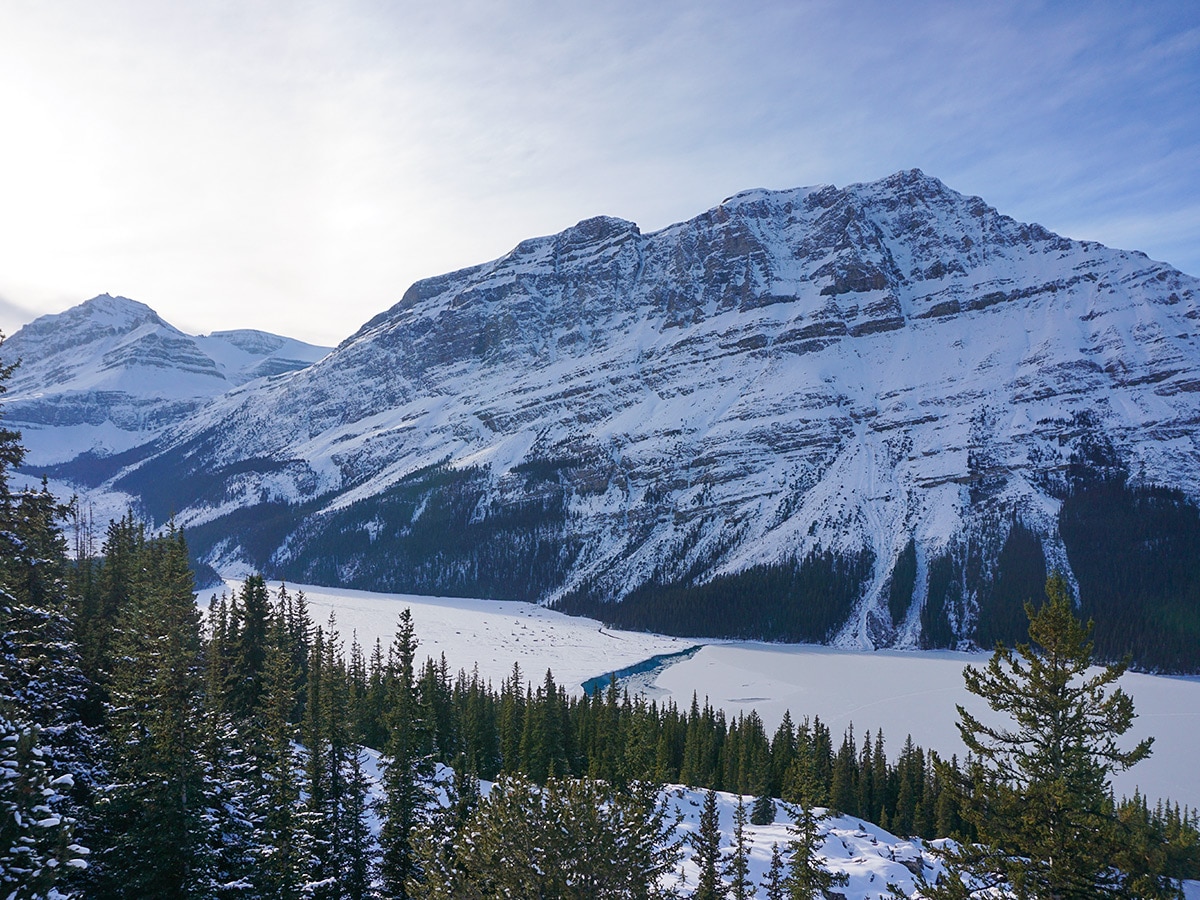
377,608,432,898
411,763,481,896
0,715,88,898
609,777,685,900
194,708,258,899
782,751,848,900
497,661,525,773
224,574,271,719
751,789,777,826
725,795,757,900
0,357,100,898
419,773,682,899
692,788,727,899
254,621,306,899
828,726,856,816
762,842,786,900
299,616,374,899
95,524,209,898
940,572,1162,899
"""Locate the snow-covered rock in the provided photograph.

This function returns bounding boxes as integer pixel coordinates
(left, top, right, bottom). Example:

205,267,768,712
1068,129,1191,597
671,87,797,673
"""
16,171,1200,652
1,293,330,464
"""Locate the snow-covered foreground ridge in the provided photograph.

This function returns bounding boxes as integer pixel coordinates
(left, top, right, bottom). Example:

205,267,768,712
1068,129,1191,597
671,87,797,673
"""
23,169,1200,656
673,787,934,899
369,760,1200,899
287,582,1200,812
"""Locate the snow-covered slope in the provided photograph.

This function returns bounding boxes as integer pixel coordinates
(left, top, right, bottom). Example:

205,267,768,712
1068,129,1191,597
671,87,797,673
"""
1,293,330,464
670,786,944,899
28,171,1200,654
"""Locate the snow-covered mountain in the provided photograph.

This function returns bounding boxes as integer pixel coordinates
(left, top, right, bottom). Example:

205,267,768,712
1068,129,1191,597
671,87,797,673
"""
1,293,330,465
21,172,1200,660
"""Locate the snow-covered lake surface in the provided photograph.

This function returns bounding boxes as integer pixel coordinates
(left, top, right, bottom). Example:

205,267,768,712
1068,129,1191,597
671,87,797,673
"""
225,582,1200,811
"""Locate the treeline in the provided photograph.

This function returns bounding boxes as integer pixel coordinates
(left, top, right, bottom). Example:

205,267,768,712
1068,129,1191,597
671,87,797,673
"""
3,393,1200,893
561,548,875,643
221,579,975,839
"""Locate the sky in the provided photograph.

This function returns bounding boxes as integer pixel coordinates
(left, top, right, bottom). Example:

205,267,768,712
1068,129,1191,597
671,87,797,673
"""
1,1,1198,347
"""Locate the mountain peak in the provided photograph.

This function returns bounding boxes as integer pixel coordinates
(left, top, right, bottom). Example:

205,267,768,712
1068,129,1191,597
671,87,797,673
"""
30,176,1200,667
2,294,330,465
76,293,166,330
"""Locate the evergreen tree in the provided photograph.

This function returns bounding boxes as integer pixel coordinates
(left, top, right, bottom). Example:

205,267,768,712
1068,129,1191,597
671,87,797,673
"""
95,525,209,898
0,715,87,898
410,763,481,896
939,572,1163,899
299,616,374,899
417,773,681,899
769,710,797,799
194,709,258,899
253,620,306,899
224,574,271,719
762,842,786,900
725,795,757,900
828,726,856,816
782,750,848,900
497,661,525,773
0,500,95,894
377,608,432,898
691,788,727,899
751,790,777,827
610,777,685,900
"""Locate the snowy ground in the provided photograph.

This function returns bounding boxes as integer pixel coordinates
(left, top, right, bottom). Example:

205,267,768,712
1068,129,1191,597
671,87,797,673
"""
669,786,945,899
224,583,1200,811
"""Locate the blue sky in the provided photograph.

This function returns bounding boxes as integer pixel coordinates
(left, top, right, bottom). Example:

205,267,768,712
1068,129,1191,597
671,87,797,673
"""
1,0,1197,345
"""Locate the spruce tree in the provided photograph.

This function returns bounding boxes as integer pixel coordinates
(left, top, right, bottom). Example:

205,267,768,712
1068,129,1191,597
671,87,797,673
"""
300,616,374,899
691,788,727,899
940,572,1162,899
225,574,271,719
254,621,306,899
418,773,682,899
0,715,88,898
377,608,431,898
96,525,208,898
751,790,777,827
762,843,786,900
0,360,99,897
725,795,757,900
782,752,848,900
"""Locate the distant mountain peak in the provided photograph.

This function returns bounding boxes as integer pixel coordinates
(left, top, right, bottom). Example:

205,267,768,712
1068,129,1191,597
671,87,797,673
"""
17,293,168,343
2,295,331,465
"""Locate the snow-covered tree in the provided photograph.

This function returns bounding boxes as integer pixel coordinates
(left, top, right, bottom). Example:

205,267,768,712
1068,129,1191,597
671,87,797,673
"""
0,716,87,898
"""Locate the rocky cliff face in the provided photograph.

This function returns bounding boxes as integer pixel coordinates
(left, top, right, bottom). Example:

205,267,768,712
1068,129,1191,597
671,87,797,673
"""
23,172,1200,659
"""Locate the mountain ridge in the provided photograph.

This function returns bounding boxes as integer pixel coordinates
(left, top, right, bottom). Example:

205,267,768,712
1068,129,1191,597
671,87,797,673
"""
12,171,1200,667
